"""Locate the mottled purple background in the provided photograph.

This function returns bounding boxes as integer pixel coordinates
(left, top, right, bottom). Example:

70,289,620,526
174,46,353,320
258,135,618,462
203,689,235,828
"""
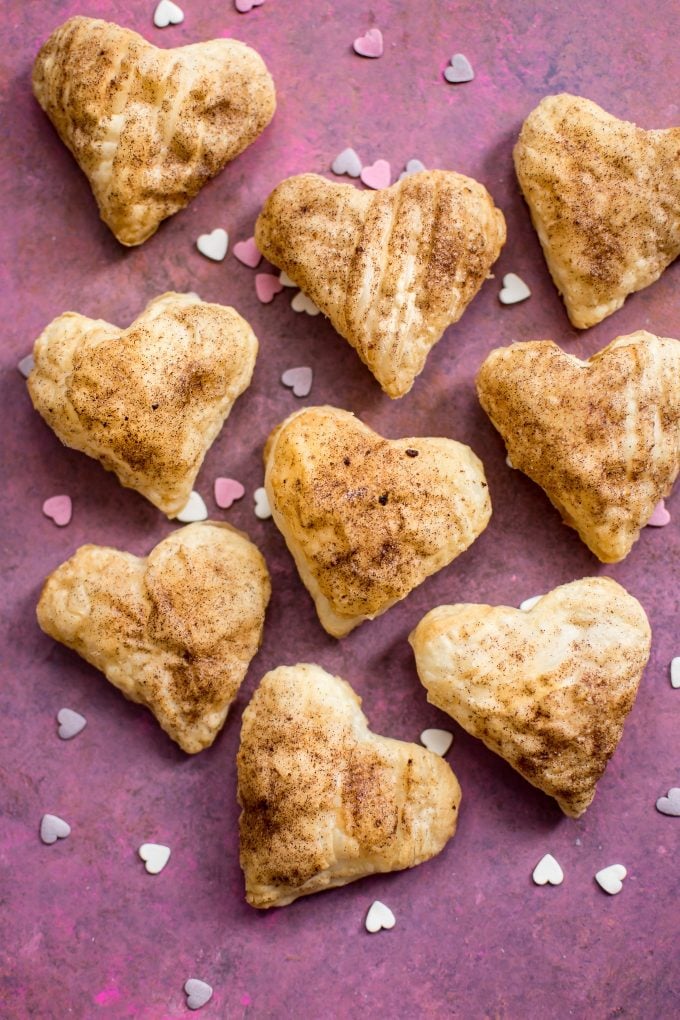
1,1,679,1017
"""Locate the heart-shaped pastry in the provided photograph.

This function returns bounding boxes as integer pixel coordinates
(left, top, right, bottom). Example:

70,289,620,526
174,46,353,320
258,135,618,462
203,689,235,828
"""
410,577,651,817
32,17,276,245
37,522,271,754
255,171,506,397
476,330,680,562
264,406,491,637
27,293,258,518
238,663,461,907
514,94,680,328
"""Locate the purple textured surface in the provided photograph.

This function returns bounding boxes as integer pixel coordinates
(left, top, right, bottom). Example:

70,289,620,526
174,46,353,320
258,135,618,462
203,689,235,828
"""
1,2,679,1017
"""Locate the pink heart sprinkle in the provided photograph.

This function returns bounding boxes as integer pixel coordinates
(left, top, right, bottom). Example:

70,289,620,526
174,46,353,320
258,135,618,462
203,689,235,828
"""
235,0,264,12
214,477,245,509
233,237,262,268
647,499,671,527
42,495,72,527
353,28,383,58
255,273,283,304
360,159,391,190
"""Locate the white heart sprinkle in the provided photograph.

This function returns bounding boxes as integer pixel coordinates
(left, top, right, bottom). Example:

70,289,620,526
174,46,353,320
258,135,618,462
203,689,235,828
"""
254,487,272,520
499,273,531,305
444,53,474,83
532,853,564,886
18,353,35,378
279,270,297,287
331,147,362,178
184,978,213,1010
399,159,426,179
420,728,453,756
656,788,680,817
520,595,542,611
505,454,515,469
57,708,87,740
291,291,320,316
670,657,680,689
40,814,71,845
281,366,313,398
196,228,228,262
365,900,396,933
595,864,627,895
138,843,171,874
176,491,208,523
153,0,184,28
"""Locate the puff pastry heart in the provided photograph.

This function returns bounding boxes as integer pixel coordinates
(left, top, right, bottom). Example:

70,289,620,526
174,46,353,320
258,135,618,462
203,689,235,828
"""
477,330,680,562
37,523,271,754
238,663,461,907
410,577,651,817
255,171,506,397
515,94,680,328
264,406,492,637
33,17,276,245
28,292,258,518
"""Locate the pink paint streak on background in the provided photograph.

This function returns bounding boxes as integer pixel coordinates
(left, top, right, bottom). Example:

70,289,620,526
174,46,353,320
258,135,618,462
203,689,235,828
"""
1,1,679,1017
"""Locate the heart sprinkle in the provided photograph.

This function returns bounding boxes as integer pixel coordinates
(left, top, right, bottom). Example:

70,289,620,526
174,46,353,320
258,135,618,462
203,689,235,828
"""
279,270,297,287
176,491,208,523
138,843,171,874
291,292,320,316
331,148,363,178
196,228,228,262
184,978,213,1010
153,1,184,28
499,273,531,305
281,366,313,398
656,788,680,816
42,495,72,527
444,53,474,83
506,454,515,469
400,159,426,180
255,273,283,304
670,657,680,689
520,595,542,611
365,900,396,933
254,487,272,520
646,499,671,527
532,853,564,886
214,477,245,509
57,708,86,740
360,159,391,190
40,814,71,845
595,864,627,895
233,237,262,268
353,28,384,59
18,353,34,378
420,728,453,756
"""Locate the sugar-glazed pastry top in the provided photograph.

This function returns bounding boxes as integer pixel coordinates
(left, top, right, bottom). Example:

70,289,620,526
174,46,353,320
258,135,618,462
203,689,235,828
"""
28,292,258,518
476,330,680,563
33,16,276,245
238,663,461,907
255,170,506,397
37,522,271,754
410,577,651,818
514,94,680,328
264,406,492,637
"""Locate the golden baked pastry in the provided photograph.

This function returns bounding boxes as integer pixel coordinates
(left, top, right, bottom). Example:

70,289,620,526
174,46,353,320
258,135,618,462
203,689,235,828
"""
28,292,258,518
33,16,276,245
37,523,270,754
255,171,505,397
264,406,491,637
514,94,680,328
476,330,680,562
238,663,461,907
410,577,651,818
